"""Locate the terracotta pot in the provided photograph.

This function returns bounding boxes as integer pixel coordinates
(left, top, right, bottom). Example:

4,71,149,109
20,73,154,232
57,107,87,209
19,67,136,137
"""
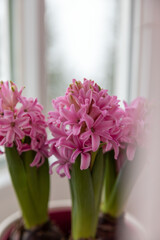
0,200,146,240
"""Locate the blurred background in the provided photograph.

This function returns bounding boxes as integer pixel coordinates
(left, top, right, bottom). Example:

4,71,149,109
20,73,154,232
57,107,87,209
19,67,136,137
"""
0,0,160,239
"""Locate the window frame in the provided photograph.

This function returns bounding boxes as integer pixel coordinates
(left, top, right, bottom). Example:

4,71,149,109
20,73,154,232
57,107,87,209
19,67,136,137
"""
0,0,47,222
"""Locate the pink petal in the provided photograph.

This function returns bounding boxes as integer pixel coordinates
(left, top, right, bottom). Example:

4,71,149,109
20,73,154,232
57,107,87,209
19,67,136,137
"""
6,129,15,143
104,141,112,152
19,143,31,152
58,138,75,149
49,161,59,174
89,105,100,119
14,126,25,139
80,152,90,170
96,120,113,131
92,134,100,152
50,145,63,160
71,149,81,163
36,155,45,167
112,141,119,159
56,165,66,177
94,114,104,127
30,152,41,167
0,137,6,146
49,125,65,138
0,99,3,112
80,131,91,141
83,114,94,128
60,108,77,122
72,124,81,135
64,164,71,178
17,117,29,127
0,119,10,125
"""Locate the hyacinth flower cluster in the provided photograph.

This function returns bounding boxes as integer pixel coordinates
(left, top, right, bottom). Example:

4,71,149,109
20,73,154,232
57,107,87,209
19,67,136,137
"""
121,97,148,161
48,79,125,239
48,79,124,177
0,81,50,229
101,97,148,220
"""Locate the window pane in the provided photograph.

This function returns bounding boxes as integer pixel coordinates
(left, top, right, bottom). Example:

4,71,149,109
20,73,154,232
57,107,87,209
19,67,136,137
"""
0,0,10,172
0,0,10,80
45,0,119,110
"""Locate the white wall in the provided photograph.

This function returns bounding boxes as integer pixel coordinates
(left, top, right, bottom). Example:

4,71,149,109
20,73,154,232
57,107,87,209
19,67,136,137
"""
126,1,160,239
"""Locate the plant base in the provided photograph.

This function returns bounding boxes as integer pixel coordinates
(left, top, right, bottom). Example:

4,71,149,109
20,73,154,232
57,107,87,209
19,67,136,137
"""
8,220,64,240
96,213,124,240
0,204,145,240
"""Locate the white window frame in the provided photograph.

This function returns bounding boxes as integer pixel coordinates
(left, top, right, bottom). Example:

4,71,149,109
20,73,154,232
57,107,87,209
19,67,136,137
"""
124,1,160,239
114,0,133,102
0,0,48,222
9,0,47,109
0,0,10,80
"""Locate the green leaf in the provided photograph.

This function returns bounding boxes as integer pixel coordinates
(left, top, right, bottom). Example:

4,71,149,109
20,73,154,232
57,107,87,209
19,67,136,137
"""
90,149,99,169
91,148,104,214
105,151,145,217
5,146,49,228
69,149,105,240
21,151,49,222
70,156,96,239
101,150,117,213
37,158,50,218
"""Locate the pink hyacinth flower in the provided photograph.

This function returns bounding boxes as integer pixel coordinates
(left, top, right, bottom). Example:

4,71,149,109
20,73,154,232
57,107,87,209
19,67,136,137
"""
0,81,49,166
48,78,124,178
120,97,148,161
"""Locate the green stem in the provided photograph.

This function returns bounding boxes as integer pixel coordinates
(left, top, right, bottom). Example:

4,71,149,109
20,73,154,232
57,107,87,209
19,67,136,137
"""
69,149,104,240
5,146,49,229
91,149,105,219
101,150,117,213
104,151,145,217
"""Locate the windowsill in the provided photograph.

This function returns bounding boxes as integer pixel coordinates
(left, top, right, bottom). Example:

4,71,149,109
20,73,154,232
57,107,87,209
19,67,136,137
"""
0,167,11,189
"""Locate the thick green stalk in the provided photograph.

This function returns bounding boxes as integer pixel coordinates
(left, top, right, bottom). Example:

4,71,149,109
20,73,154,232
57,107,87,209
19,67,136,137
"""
104,152,145,217
5,146,49,229
21,151,49,222
91,149,105,221
101,150,117,213
70,149,104,240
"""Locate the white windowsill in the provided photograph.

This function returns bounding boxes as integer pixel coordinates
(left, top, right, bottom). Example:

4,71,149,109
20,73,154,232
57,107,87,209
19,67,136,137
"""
0,168,11,189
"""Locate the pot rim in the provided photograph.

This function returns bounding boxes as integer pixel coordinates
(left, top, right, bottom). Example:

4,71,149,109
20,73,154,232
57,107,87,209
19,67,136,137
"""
0,199,146,239
0,199,71,239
